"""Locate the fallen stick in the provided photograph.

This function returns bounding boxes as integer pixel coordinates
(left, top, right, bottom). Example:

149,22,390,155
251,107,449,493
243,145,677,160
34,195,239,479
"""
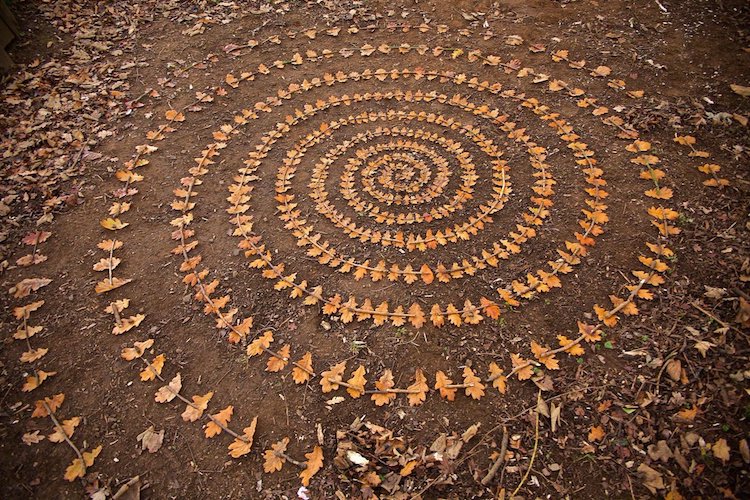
481,425,508,485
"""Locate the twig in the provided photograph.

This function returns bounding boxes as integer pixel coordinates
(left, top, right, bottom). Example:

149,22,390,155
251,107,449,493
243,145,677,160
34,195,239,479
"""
43,401,85,471
279,451,305,468
112,476,140,500
510,391,541,498
481,425,508,485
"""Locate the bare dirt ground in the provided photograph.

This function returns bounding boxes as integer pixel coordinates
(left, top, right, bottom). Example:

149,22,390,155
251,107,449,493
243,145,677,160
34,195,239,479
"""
0,1,748,498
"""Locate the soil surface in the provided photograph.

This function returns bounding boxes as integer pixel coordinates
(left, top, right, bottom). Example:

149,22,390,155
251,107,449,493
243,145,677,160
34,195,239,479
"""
1,1,748,499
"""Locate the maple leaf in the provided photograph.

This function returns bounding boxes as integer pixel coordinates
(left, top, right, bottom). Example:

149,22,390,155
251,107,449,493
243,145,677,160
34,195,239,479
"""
292,352,313,384
488,362,507,394
263,437,290,473
407,368,429,406
434,371,457,401
247,331,274,356
64,445,102,482
321,362,346,393
32,393,64,418
155,373,182,403
531,341,560,370
371,370,396,406
182,392,213,422
463,367,485,400
300,446,324,486
205,406,233,438
140,354,165,381
347,366,367,398
48,416,81,443
266,344,290,372
511,354,534,380
228,416,258,458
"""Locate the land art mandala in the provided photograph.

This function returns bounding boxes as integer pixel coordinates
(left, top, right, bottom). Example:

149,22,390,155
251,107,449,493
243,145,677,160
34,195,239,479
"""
62,20,734,480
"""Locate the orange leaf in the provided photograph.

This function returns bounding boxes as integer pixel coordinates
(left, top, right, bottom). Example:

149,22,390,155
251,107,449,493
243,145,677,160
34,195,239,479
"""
371,370,396,406
407,368,429,406
228,416,258,458
263,437,289,473
588,425,605,442
266,344,290,372
299,446,324,486
434,371,456,401
205,406,233,438
346,365,367,398
320,361,346,393
182,392,213,422
463,367,485,400
292,352,313,384
247,331,273,356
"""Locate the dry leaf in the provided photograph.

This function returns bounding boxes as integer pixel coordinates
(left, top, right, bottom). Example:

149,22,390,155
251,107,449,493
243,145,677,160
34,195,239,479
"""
182,392,213,422
64,445,102,482
205,406,233,438
263,437,289,473
228,416,258,458
137,426,164,453
155,373,182,403
300,446,324,486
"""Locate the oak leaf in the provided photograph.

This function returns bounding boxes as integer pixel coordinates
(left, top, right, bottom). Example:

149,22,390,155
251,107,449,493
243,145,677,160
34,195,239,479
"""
49,416,81,443
488,362,507,394
346,366,367,398
371,370,396,406
32,393,64,417
712,438,730,463
320,362,346,393
228,416,258,458
205,406,233,438
531,341,560,370
588,425,605,442
292,352,313,384
137,426,164,453
182,392,213,422
434,371,457,401
263,437,289,473
11,278,52,298
155,373,182,403
247,331,273,356
407,368,428,406
22,370,56,392
463,367,485,399
20,347,48,363
64,445,102,482
300,446,324,486
140,354,165,381
511,353,534,380
266,344,290,372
